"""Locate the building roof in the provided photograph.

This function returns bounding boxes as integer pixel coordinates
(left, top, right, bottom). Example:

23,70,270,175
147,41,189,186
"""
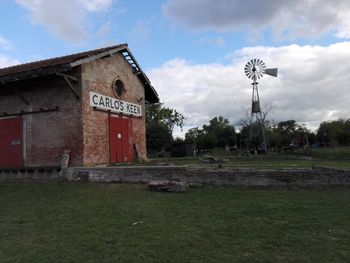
0,44,159,103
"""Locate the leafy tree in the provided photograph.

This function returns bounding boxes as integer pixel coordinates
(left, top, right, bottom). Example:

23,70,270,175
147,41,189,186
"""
307,132,317,145
146,103,185,152
185,127,203,145
197,133,217,149
146,122,173,152
317,119,350,146
185,116,236,149
268,120,312,148
203,116,236,147
276,120,298,146
173,137,185,145
146,103,185,133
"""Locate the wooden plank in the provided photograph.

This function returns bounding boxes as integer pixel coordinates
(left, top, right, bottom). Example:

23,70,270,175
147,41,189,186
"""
0,65,71,85
13,88,30,105
55,72,79,100
70,47,126,67
0,106,60,118
55,72,78,82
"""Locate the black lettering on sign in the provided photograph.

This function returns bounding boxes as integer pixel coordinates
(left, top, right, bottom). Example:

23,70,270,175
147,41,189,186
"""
92,95,98,105
99,96,105,107
127,104,131,113
110,98,115,109
136,106,140,115
120,101,124,111
114,100,119,110
105,98,110,108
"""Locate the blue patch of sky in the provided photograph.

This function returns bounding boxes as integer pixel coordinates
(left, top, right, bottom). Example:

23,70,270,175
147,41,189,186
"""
0,0,347,69
1,1,74,63
0,0,247,68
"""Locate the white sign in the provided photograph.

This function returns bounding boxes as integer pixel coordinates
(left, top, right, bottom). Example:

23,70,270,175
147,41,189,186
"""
90,92,142,117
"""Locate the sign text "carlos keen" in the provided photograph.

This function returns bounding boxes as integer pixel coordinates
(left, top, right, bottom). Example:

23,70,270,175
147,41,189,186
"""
89,92,142,117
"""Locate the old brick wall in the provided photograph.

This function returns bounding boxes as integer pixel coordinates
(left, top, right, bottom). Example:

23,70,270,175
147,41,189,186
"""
0,71,83,167
81,53,147,166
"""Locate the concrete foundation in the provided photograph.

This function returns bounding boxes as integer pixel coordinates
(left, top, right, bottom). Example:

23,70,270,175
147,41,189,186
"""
1,166,350,187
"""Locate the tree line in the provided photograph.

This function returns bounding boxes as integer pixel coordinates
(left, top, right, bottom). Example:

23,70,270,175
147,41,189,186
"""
146,103,350,152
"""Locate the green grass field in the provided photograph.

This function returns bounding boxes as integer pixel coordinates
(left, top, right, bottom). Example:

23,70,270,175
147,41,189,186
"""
1,183,349,262
148,157,350,170
144,147,350,170
311,147,350,161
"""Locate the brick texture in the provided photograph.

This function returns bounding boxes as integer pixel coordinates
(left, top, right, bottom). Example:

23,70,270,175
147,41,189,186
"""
0,71,83,167
81,53,147,166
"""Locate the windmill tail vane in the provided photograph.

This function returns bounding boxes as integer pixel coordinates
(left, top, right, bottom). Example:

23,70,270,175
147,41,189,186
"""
264,68,278,77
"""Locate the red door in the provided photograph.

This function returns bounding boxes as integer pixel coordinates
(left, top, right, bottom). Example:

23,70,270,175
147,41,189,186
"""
109,116,134,163
0,117,23,168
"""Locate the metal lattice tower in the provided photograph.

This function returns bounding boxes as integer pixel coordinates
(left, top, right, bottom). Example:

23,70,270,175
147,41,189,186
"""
244,59,278,153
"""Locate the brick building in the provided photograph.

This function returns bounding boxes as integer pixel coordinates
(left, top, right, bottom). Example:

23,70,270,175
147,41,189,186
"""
0,44,159,168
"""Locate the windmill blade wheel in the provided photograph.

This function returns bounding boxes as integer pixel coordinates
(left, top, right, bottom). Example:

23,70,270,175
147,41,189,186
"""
244,59,267,79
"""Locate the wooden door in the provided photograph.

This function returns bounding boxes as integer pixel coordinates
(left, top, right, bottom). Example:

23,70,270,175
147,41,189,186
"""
109,116,134,163
0,117,23,167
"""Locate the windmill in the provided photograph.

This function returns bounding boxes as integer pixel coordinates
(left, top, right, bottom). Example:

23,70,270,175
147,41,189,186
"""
244,59,278,153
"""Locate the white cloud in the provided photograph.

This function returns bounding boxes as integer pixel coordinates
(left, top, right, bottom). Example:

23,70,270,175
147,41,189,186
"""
78,0,113,12
0,55,20,68
147,42,350,135
0,36,12,50
16,0,114,43
163,0,350,40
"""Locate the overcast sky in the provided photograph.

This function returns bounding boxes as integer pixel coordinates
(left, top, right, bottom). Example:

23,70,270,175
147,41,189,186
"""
1,0,350,137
